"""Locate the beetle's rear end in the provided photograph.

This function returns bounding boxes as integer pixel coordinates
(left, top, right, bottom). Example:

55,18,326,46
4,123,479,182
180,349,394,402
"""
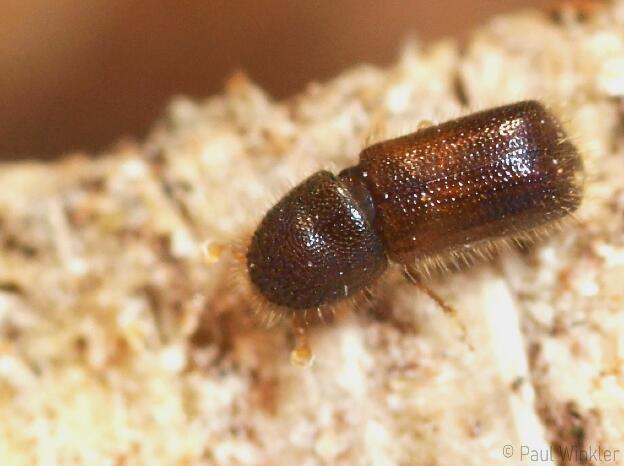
358,100,584,265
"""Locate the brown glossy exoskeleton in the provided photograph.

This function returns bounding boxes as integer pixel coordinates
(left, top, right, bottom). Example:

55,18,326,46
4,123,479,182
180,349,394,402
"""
245,100,584,322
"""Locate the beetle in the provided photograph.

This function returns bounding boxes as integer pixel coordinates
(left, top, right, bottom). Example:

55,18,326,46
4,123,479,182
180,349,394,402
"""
244,101,584,326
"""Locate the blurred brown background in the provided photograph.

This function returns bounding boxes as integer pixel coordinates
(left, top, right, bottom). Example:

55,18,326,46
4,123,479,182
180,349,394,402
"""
0,0,546,159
